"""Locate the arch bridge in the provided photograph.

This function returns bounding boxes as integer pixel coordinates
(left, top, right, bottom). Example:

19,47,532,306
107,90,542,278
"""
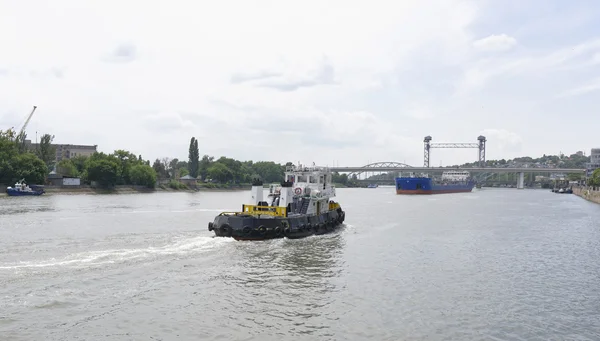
343,162,413,180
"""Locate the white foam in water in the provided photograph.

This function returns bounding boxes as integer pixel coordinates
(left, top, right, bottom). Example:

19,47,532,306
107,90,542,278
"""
0,236,232,270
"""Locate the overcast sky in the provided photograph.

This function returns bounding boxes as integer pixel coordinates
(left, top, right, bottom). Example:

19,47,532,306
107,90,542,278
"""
1,0,599,167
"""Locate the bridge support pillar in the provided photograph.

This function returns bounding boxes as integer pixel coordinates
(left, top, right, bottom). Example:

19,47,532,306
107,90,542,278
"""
517,172,525,189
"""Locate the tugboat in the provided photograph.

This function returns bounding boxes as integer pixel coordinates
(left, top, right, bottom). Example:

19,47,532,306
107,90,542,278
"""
208,163,346,240
6,179,45,196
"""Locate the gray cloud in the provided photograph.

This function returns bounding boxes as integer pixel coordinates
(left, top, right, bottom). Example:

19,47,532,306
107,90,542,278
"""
260,61,334,91
51,67,65,79
230,57,335,91
103,42,137,63
230,70,280,84
139,111,196,133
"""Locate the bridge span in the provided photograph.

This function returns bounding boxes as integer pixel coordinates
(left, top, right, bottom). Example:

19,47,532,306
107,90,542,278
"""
330,166,585,190
330,167,586,174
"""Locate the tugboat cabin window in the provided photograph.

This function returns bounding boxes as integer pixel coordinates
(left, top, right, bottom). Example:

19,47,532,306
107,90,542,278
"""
298,175,308,183
320,175,324,183
309,176,317,183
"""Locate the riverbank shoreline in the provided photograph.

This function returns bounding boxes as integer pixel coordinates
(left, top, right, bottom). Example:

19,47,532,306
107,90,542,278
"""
573,187,600,205
0,184,251,196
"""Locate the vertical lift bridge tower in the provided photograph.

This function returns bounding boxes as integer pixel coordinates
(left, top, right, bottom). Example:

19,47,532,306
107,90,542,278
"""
423,135,487,168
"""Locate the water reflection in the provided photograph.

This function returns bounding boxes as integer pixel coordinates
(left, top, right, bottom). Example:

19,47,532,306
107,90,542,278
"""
277,233,345,285
209,232,347,337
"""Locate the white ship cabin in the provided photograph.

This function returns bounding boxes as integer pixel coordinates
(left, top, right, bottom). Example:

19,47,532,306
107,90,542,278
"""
250,164,337,216
441,170,470,181
284,164,336,198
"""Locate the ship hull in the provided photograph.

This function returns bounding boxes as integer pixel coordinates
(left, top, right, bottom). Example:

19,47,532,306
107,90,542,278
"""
395,177,474,195
209,207,345,241
6,189,44,196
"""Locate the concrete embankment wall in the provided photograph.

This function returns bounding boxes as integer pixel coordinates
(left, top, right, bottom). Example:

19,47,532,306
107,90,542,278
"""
573,187,600,205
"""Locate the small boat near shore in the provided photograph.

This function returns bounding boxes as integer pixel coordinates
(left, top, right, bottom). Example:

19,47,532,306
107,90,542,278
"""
6,179,45,196
208,164,345,241
552,187,573,194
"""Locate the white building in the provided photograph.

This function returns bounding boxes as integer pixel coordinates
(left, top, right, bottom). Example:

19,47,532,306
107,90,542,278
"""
586,148,600,176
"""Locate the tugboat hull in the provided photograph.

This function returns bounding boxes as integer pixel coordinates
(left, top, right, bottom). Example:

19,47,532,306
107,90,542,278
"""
209,208,345,240
6,188,44,196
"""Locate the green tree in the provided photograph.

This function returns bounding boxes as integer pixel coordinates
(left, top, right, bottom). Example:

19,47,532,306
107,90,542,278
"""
252,161,284,183
168,158,189,179
70,155,88,175
15,131,28,154
36,133,56,169
178,167,189,178
199,154,213,180
169,158,180,179
0,129,47,184
152,158,168,178
0,129,19,184
11,153,48,184
57,159,78,177
113,149,142,185
589,169,600,187
86,158,119,187
188,137,199,178
129,164,158,188
207,162,233,183
215,157,242,182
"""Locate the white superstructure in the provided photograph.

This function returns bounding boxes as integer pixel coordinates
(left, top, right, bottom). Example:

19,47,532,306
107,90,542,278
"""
254,163,337,217
441,170,470,181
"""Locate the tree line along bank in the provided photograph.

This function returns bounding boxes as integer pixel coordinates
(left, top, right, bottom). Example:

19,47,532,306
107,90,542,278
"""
1,132,351,189
3,129,596,189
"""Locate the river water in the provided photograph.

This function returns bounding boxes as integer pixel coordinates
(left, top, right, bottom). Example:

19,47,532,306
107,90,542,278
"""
1,188,599,340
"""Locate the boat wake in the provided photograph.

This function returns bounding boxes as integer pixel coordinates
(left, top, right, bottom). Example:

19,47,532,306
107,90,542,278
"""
0,236,233,270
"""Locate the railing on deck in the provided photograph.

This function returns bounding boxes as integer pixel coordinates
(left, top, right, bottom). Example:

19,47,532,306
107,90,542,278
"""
241,204,287,217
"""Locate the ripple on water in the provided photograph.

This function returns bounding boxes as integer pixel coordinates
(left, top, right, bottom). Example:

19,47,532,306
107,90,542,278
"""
1,190,600,340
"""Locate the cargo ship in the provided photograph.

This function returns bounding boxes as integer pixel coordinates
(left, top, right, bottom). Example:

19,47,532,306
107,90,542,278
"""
395,170,475,195
208,163,345,240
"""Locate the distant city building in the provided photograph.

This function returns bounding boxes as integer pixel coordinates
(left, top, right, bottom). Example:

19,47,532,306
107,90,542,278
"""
24,139,98,162
585,148,600,176
576,151,584,156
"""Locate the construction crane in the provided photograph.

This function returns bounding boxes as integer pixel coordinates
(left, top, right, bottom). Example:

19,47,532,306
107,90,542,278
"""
18,105,37,136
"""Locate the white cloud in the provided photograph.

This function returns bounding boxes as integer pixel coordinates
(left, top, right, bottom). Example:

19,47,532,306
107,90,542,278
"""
231,56,336,92
480,129,523,156
0,1,599,167
557,77,600,98
473,34,518,52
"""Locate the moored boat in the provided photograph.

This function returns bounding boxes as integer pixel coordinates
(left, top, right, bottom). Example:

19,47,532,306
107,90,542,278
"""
208,164,345,240
367,184,378,188
6,179,45,196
